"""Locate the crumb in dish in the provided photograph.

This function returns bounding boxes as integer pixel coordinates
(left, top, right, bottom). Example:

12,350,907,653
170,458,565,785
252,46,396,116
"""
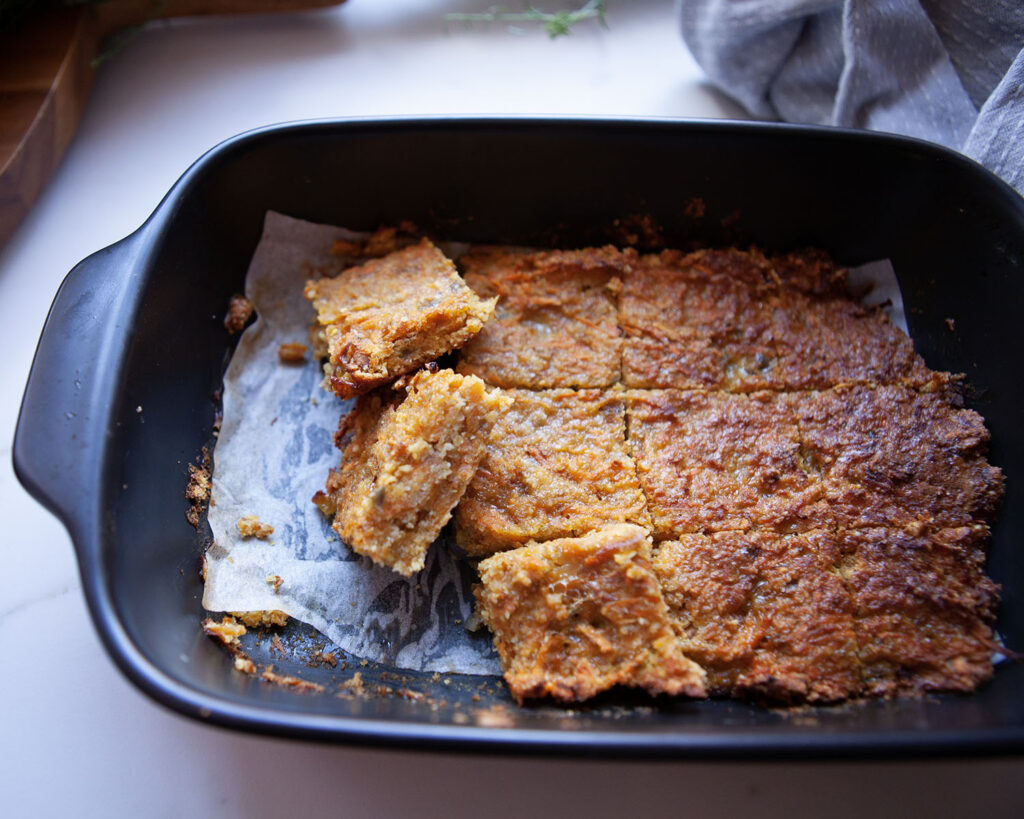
224,293,255,335
202,615,246,646
231,610,290,628
185,458,211,529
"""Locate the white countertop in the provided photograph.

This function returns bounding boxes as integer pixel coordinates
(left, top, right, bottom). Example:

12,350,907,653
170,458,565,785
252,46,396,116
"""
2,1,1022,815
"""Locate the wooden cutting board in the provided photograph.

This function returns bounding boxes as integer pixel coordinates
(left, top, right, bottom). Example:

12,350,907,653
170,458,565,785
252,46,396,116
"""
0,0,346,249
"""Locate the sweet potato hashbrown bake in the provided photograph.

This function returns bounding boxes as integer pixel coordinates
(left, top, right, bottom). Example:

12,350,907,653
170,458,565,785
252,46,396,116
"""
283,235,1005,707
450,243,1004,705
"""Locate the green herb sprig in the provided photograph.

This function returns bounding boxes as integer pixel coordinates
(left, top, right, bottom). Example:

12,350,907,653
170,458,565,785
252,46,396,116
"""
445,0,607,39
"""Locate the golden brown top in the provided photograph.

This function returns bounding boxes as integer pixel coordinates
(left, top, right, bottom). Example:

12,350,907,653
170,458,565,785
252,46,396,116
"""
621,248,931,390
838,525,999,696
795,383,1004,533
627,389,822,539
654,529,862,703
626,384,1003,542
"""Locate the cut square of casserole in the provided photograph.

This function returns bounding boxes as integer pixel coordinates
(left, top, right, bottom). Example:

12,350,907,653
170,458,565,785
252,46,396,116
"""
305,239,496,399
475,523,707,703
454,389,651,556
794,383,1004,533
652,530,862,703
318,369,511,576
756,293,933,391
620,248,785,391
837,525,1000,697
455,245,627,388
626,389,827,540
620,247,931,391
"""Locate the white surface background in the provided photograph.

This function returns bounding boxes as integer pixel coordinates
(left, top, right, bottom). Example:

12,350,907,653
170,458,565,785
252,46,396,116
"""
1,1,1021,816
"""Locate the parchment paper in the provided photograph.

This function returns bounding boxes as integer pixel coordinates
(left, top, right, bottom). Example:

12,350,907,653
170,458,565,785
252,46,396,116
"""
202,211,909,675
202,212,497,674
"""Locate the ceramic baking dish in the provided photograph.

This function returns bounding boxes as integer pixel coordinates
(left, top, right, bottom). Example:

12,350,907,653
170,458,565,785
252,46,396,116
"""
14,117,1024,757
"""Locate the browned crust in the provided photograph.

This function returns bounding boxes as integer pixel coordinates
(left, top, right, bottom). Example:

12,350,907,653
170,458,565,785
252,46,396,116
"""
626,389,826,539
476,524,707,703
653,530,861,703
305,239,496,398
620,248,931,391
625,384,1003,543
795,384,1004,534
837,525,1000,697
455,389,651,556
654,525,1001,703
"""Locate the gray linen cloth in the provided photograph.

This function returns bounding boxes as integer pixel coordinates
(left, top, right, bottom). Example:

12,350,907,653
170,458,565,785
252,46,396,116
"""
680,0,1024,196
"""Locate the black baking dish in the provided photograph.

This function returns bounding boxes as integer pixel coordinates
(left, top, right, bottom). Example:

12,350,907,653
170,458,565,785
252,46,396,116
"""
14,117,1024,757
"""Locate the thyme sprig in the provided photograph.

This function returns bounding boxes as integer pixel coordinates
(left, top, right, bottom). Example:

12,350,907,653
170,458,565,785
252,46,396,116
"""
445,0,607,39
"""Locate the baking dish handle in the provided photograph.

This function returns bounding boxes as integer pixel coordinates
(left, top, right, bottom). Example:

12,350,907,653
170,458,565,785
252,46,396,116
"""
13,233,145,537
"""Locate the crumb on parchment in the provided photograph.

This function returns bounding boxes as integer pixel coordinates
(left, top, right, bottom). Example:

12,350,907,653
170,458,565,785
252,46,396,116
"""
237,515,274,539
278,342,308,363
